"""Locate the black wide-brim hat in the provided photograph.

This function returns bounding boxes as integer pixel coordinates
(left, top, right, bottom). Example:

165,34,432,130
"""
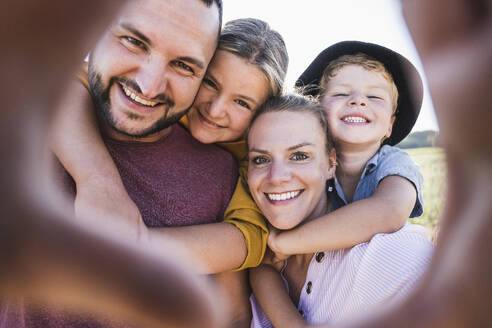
295,41,423,146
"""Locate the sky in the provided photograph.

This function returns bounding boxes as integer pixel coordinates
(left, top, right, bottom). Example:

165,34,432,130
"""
222,0,439,132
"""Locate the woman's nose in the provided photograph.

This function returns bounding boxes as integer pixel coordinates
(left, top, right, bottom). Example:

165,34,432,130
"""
268,161,291,185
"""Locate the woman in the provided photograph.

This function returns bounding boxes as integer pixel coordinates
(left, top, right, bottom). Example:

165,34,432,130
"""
246,94,434,327
52,17,288,273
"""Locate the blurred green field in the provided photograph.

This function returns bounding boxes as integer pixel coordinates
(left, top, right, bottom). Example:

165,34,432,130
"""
405,147,446,242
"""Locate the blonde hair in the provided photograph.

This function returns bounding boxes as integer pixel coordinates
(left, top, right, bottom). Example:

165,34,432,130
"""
319,53,399,114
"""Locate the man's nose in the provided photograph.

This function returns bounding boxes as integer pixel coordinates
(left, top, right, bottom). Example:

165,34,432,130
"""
268,161,291,185
135,56,168,99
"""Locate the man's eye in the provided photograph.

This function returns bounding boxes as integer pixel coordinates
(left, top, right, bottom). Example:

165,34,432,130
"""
175,61,194,74
235,99,251,110
291,152,308,161
203,78,218,90
252,156,269,165
121,36,146,50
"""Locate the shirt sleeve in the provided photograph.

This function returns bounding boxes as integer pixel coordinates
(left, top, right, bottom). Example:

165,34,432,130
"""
223,159,269,271
375,146,424,218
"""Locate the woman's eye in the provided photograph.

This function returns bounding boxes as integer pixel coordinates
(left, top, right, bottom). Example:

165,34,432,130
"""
252,156,269,165
121,36,147,51
235,99,251,110
291,152,308,161
174,61,194,74
203,78,218,90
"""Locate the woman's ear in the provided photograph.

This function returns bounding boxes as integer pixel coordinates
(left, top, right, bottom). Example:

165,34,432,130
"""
327,148,337,179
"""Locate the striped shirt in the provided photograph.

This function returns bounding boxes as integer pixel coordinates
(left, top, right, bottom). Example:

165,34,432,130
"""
250,223,433,327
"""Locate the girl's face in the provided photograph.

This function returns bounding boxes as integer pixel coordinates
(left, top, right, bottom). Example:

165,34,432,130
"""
321,65,396,149
248,111,336,230
187,49,270,144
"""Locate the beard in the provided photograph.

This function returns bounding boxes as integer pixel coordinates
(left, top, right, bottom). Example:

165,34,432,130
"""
88,67,190,139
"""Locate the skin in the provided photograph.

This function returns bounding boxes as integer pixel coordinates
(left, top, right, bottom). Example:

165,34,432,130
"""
3,0,492,326
248,111,336,230
187,49,271,143
0,0,225,327
89,0,219,142
266,64,415,264
50,1,251,326
248,110,336,328
325,0,492,327
321,65,396,156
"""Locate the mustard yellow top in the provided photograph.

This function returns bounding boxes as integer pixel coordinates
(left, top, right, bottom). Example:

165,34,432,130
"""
78,65,268,270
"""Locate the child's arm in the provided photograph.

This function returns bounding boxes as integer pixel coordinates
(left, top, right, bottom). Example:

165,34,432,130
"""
269,175,417,256
50,79,142,224
250,255,308,328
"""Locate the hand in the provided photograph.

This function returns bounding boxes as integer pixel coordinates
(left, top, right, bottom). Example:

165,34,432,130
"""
261,248,286,272
267,225,290,263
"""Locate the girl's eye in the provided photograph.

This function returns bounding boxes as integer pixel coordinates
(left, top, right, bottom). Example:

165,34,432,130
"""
368,95,383,100
333,93,348,97
174,61,194,74
235,99,251,110
203,78,218,90
291,152,308,161
122,36,146,50
252,156,269,165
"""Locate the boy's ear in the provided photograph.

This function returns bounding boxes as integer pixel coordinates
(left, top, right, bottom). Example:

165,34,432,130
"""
385,116,397,139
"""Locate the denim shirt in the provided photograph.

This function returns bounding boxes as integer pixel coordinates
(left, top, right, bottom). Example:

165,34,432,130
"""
331,145,424,218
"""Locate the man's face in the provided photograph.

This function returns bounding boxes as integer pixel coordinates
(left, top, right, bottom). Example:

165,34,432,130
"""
88,0,219,141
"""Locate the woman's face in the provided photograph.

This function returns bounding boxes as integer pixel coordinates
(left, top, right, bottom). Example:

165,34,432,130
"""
187,49,270,143
248,111,336,230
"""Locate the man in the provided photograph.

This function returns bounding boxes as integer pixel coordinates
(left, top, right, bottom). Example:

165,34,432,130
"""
1,0,224,328
2,0,252,327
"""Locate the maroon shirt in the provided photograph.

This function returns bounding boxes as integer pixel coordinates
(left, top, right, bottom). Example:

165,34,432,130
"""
1,124,238,328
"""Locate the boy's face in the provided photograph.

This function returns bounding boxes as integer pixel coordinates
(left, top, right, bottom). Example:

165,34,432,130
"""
320,65,396,150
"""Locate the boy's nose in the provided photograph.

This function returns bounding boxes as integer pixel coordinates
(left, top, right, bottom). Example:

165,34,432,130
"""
349,94,367,107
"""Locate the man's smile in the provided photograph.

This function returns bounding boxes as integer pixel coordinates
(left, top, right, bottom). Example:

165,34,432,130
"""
120,83,160,107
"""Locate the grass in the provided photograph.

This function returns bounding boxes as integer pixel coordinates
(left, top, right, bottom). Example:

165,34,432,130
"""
405,147,446,242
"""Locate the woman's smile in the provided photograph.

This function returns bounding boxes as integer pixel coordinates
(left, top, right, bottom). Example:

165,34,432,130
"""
264,189,304,203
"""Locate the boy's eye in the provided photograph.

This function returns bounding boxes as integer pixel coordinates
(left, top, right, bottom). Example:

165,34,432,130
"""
252,156,269,165
121,36,147,50
203,77,218,90
234,99,251,110
368,95,383,100
173,61,195,75
291,152,308,161
333,93,348,97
